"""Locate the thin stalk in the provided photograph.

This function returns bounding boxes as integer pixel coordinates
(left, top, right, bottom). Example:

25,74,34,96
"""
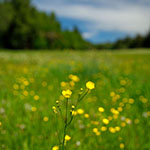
62,98,69,150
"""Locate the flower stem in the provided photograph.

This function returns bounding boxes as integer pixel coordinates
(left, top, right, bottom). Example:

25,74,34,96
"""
62,98,68,150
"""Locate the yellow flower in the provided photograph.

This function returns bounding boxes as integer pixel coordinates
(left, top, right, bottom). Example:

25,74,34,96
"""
13,84,19,90
72,110,77,116
56,100,59,104
115,126,120,131
23,90,28,96
65,135,71,141
52,106,57,113
24,80,29,86
110,92,115,97
52,106,56,110
121,122,126,127
62,90,72,98
120,143,125,149
34,95,39,101
110,108,119,115
52,146,59,150
109,127,116,133
129,98,134,104
0,122,2,126
70,81,75,87
60,81,67,87
117,107,123,112
84,113,89,118
69,74,79,82
101,126,107,131
102,118,109,125
43,117,49,122
93,128,98,133
120,80,126,86
95,131,101,136
86,81,95,90
77,109,84,115
72,105,75,109
31,107,37,112
98,107,104,112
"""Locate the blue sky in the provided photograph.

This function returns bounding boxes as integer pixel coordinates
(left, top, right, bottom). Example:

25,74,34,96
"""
32,0,150,43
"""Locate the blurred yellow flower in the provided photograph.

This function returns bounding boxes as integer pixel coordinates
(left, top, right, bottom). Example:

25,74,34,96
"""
120,80,126,86
31,107,37,112
86,81,95,90
111,108,119,115
98,107,104,112
0,122,2,126
43,117,49,122
118,107,123,112
121,122,126,127
95,131,101,136
60,81,67,87
52,146,59,150
93,128,98,132
23,90,28,96
110,92,115,97
102,118,109,125
34,95,39,101
101,126,107,131
109,127,116,133
72,105,75,109
52,106,57,113
24,80,29,86
72,110,77,116
65,135,71,141
13,84,19,90
115,126,120,131
129,98,134,104
62,89,72,98
120,143,125,149
77,109,84,115
84,113,89,118
69,74,79,82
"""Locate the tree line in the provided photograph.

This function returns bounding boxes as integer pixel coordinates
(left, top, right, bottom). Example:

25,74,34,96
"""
0,0,92,49
0,0,150,50
96,32,150,50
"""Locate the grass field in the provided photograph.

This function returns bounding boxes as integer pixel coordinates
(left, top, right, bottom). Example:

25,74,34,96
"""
0,49,150,150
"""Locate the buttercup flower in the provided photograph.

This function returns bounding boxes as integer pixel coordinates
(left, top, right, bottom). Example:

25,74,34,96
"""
86,81,95,90
102,118,109,125
65,135,71,141
62,89,72,98
77,108,84,115
43,117,49,122
52,145,59,150
98,107,104,112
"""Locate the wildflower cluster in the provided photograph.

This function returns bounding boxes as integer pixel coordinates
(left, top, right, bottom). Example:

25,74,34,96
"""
52,74,95,150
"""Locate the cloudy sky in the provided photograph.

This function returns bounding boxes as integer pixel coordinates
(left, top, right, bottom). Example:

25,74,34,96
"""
32,0,150,43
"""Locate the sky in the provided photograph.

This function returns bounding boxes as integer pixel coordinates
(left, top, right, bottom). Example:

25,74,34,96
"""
32,0,150,43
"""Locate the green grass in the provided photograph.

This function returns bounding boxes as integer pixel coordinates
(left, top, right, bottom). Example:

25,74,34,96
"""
0,49,150,150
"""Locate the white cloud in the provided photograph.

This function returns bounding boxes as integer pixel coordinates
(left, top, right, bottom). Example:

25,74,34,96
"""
34,0,150,35
82,31,96,39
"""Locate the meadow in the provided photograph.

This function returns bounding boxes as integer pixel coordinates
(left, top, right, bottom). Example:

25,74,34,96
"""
0,49,150,150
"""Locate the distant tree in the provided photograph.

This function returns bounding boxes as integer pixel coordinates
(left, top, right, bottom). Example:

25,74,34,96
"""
0,1,14,47
130,34,144,48
143,30,150,48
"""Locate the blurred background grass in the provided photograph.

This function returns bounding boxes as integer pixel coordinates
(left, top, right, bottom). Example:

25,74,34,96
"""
0,50,150,150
